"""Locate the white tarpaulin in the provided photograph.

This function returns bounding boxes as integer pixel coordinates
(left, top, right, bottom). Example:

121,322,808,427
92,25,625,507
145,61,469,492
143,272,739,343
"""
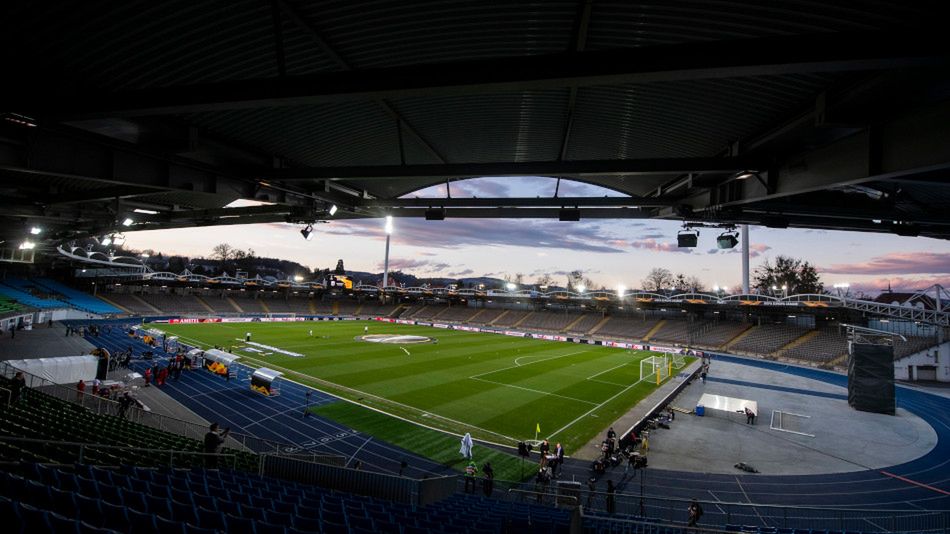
459,432,474,459
5,355,99,385
697,393,757,415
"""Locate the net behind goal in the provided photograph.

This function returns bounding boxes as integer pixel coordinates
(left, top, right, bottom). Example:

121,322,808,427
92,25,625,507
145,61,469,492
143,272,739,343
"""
639,355,670,384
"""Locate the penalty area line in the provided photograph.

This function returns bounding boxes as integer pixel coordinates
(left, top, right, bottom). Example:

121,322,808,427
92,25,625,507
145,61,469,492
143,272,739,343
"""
400,347,410,356
546,376,646,440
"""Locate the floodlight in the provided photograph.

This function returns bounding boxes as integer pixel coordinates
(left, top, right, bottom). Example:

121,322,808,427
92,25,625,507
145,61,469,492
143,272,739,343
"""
385,215,394,235
133,208,159,215
617,284,626,298
19,240,35,250
100,236,112,246
576,285,586,293
558,209,581,222
677,230,698,248
122,217,134,227
506,282,517,291
294,275,304,282
425,208,446,221
328,204,338,216
716,231,739,249
300,224,314,241
29,226,42,235
112,235,126,246
736,171,756,180
141,253,150,259
712,285,720,291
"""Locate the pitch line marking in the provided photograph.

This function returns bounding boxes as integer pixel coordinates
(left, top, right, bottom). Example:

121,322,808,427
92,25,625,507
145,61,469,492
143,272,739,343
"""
586,362,628,380
400,347,410,356
587,378,628,388
546,376,647,439
470,377,599,406
476,350,589,378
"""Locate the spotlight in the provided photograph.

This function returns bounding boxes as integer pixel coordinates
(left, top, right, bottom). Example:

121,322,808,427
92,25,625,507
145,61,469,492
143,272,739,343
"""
558,209,581,222
122,217,134,227
617,285,626,298
717,230,739,249
677,230,698,248
425,208,446,221
576,285,586,293
133,208,159,215
19,240,35,250
100,236,112,246
328,204,338,216
29,226,42,235
506,282,517,291
300,224,314,241
385,216,394,235
112,235,126,246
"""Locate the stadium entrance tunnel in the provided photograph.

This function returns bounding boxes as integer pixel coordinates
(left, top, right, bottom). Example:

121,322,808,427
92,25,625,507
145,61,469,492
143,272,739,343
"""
357,334,436,344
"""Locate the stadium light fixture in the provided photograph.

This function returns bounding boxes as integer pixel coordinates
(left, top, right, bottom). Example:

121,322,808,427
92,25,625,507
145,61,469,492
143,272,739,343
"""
328,204,338,216
506,282,517,291
112,235,126,246
300,224,314,241
122,217,134,227
677,229,698,248
133,208,159,215
100,236,112,246
576,285,586,293
19,240,35,250
716,229,739,249
141,253,150,259
617,284,626,298
712,285,720,291
29,226,42,235
385,215,394,235
736,171,756,180
294,275,304,282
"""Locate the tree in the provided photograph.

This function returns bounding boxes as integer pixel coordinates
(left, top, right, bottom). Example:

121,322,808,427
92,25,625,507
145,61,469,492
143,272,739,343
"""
642,267,673,291
334,259,346,274
514,273,524,285
211,243,236,262
566,270,584,292
534,273,554,288
753,255,823,294
670,273,705,293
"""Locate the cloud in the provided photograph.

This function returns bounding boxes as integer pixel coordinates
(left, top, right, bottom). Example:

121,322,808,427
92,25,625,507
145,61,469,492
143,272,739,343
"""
447,269,474,276
824,252,950,275
637,233,666,240
707,248,720,255
630,239,693,254
375,258,451,272
749,243,772,258
325,219,628,254
451,178,511,198
849,275,950,294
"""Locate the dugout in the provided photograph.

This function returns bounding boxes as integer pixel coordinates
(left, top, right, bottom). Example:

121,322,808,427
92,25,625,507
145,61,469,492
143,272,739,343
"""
203,349,240,378
251,368,283,396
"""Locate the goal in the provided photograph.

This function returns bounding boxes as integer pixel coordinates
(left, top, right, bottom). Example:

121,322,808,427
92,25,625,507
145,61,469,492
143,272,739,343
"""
671,353,686,369
639,355,670,384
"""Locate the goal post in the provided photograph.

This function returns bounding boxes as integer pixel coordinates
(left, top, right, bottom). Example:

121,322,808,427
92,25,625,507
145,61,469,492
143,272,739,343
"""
639,355,670,384
671,353,686,369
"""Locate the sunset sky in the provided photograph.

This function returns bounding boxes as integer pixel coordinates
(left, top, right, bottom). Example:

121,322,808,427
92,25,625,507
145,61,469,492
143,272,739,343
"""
122,177,950,295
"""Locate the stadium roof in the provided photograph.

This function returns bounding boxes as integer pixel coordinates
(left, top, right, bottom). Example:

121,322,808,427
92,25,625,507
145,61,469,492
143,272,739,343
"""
1,1,949,251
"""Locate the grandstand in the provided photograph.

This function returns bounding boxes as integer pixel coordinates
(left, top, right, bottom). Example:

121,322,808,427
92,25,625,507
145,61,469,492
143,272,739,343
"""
592,317,662,341
31,278,121,315
728,324,810,356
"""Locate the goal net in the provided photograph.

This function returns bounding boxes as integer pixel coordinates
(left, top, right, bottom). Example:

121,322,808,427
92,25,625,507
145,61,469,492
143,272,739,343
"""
671,353,686,369
639,355,670,384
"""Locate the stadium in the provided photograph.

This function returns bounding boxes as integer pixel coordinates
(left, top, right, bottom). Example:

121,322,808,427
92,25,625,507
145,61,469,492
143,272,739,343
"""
1,2,949,534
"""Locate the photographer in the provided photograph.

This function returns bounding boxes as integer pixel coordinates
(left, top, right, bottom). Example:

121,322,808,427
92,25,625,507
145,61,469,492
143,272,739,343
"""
204,422,231,468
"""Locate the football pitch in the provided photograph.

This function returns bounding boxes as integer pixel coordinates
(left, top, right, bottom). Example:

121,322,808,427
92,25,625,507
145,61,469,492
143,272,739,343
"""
157,320,688,455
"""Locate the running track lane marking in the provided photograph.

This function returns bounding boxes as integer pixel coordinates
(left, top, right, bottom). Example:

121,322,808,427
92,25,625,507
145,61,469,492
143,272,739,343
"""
349,436,373,467
880,471,950,496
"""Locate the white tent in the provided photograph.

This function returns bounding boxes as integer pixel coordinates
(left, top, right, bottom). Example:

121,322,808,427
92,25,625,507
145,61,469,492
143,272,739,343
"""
5,355,99,384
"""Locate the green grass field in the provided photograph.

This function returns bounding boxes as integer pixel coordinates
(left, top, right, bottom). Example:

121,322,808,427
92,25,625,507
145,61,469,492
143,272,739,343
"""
157,320,687,469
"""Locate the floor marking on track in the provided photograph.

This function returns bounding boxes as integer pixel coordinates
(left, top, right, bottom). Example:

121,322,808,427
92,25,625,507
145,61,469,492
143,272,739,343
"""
734,476,767,526
586,362,628,380
880,471,950,496
242,405,310,430
469,377,599,405
348,436,373,466
706,490,727,514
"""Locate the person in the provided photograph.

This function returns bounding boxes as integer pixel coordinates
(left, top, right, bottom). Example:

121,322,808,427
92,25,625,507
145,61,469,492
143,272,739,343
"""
10,371,26,403
464,460,478,493
553,442,564,478
607,427,616,441
245,332,251,342
606,480,616,514
539,439,550,458
91,378,101,397
309,329,313,337
352,460,362,470
143,367,151,387
65,325,71,337
204,423,230,468
151,363,159,384
668,406,676,421
157,366,168,386
482,462,494,497
745,406,756,425
625,451,637,474
76,379,86,401
687,499,704,527
399,459,408,477
586,478,597,509
122,352,132,370
48,318,53,328
700,369,707,384
118,391,135,419
534,466,550,503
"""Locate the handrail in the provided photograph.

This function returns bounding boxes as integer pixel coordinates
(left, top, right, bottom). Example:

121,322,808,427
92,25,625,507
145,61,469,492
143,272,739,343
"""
0,435,239,468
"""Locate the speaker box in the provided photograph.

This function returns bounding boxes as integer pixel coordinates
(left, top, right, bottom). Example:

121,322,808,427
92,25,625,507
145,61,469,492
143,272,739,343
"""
848,343,895,415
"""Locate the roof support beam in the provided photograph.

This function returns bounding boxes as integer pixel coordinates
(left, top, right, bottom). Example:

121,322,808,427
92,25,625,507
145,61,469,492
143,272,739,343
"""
265,157,752,181
24,31,946,119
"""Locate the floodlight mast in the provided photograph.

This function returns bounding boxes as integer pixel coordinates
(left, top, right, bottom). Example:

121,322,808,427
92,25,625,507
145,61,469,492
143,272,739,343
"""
382,216,393,291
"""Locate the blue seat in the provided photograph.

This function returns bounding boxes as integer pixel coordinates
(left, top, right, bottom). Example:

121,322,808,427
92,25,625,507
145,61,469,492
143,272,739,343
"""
239,503,268,522
192,493,215,511
121,488,148,513
265,509,293,527
99,501,129,532
48,486,78,519
126,508,159,534
225,513,257,534
48,511,81,534
196,506,226,531
78,521,119,534
292,515,322,532
170,487,194,504
74,494,102,526
155,515,186,534
254,521,288,534
271,500,297,515
18,502,52,531
23,479,51,508
184,524,218,534
98,483,122,505
171,500,198,525
145,494,172,518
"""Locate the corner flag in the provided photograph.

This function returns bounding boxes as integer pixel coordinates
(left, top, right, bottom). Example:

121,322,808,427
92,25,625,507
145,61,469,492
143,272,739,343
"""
536,423,541,433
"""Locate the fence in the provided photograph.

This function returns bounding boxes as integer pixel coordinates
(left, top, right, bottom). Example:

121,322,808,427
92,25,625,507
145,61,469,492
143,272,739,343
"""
0,360,342,465
0,436,239,470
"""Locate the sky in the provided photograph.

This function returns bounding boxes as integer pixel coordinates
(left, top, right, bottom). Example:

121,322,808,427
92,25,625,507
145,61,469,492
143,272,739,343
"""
122,177,950,295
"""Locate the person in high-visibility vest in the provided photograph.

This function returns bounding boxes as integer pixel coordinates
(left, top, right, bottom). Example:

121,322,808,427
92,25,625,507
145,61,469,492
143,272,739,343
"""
464,460,478,493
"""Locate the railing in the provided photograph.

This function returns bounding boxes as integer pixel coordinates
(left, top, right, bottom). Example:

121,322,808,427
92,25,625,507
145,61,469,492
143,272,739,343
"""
0,436,239,469
0,361,339,463
495,480,950,533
